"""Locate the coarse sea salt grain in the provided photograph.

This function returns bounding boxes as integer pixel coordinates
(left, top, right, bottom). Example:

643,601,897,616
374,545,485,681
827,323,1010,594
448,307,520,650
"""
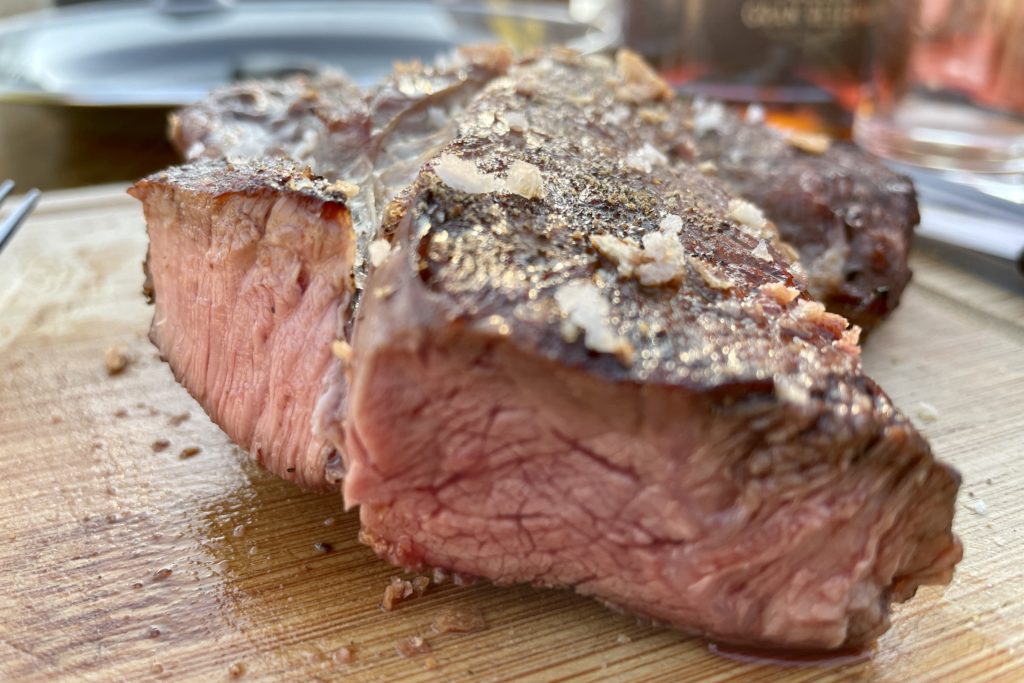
504,160,546,199
433,154,502,194
368,239,391,268
555,280,632,362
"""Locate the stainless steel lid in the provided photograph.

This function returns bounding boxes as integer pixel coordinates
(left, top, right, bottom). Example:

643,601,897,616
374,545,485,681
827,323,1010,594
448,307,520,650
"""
0,0,619,106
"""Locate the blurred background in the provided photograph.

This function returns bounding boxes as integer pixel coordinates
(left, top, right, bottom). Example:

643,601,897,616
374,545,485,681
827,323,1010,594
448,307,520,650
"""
0,0,1022,206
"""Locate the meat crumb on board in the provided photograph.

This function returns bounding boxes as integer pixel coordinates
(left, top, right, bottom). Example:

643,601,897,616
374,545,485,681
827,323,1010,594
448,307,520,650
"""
395,635,432,658
168,412,191,426
431,606,488,634
151,439,170,452
917,402,940,423
179,446,201,459
104,345,131,375
381,575,431,611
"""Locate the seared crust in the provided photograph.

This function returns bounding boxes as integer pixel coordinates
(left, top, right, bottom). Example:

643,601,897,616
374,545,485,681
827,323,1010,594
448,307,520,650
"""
131,157,356,206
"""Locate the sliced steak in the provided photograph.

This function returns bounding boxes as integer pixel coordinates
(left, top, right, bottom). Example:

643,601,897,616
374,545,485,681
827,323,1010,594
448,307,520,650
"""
129,159,356,489
135,48,958,649
342,52,960,650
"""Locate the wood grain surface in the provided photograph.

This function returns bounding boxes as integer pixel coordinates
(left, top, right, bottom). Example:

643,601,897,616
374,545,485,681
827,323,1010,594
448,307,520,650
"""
1,186,1022,682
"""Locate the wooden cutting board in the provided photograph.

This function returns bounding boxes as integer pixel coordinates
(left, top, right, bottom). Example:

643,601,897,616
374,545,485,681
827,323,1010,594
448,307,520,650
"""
1,186,1022,682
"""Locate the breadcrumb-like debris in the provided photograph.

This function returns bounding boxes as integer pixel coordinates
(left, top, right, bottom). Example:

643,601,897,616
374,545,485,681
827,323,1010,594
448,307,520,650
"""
104,345,130,375
503,111,528,133
591,214,688,288
328,179,360,198
751,240,773,262
638,106,668,123
838,325,862,356
728,198,768,236
368,239,391,268
689,257,734,290
916,402,939,423
775,376,811,406
697,160,718,175
554,280,633,365
614,49,672,103
381,575,431,611
590,233,644,277
793,300,849,337
433,154,502,194
331,340,353,363
168,412,190,426
624,143,667,173
693,99,727,136
761,282,801,305
434,154,545,200
395,635,431,658
431,607,488,634
788,131,832,154
504,160,545,199
637,226,687,286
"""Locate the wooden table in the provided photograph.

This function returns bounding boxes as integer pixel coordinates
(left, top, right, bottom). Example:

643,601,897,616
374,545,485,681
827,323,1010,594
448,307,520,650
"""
1,186,1022,682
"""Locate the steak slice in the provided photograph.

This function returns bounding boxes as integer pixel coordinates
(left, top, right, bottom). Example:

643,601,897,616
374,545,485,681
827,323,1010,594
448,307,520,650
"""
129,159,356,489
342,52,960,650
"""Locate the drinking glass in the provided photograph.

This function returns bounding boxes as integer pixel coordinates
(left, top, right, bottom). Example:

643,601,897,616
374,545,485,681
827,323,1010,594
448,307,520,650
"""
854,0,1024,173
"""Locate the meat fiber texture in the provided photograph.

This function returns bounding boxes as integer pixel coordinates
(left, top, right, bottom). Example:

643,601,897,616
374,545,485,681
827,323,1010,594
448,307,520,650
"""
129,159,356,488
131,48,960,650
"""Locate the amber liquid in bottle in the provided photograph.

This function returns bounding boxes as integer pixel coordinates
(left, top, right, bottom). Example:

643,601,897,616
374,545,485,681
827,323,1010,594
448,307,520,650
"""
623,0,876,137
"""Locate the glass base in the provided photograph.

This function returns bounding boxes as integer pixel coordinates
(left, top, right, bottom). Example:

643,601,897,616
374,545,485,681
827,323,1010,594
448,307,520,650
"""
854,95,1024,173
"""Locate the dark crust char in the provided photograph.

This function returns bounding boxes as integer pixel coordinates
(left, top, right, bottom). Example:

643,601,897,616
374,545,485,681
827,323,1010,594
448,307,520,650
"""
398,54,854,391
